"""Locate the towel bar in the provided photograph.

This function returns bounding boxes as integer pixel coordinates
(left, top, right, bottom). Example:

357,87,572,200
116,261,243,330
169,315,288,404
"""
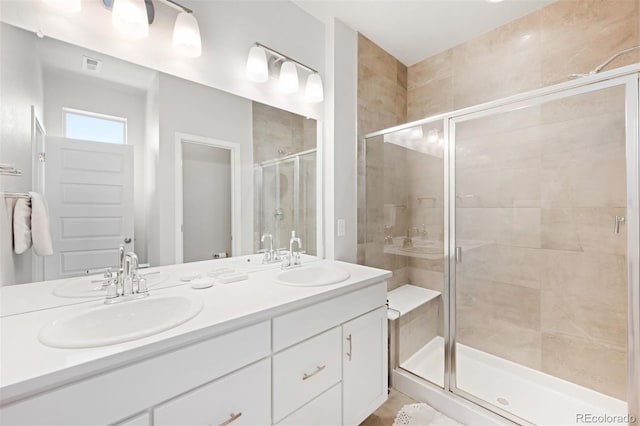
2,192,30,199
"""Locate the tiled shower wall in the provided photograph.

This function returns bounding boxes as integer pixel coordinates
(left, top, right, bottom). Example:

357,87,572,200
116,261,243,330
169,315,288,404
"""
357,34,408,289
358,0,640,398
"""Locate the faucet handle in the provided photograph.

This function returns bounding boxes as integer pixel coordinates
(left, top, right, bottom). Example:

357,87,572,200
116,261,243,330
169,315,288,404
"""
105,281,118,300
137,277,148,295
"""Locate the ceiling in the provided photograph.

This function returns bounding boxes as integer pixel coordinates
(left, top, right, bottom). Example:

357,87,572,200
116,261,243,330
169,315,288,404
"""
293,0,553,66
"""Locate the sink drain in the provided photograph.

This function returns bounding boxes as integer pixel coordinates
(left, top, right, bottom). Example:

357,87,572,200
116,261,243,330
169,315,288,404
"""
497,397,510,406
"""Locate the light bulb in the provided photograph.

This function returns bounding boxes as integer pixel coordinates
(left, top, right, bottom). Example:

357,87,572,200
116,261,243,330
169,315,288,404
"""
112,0,149,38
173,12,202,58
279,61,299,94
42,0,81,13
246,46,269,83
304,73,324,103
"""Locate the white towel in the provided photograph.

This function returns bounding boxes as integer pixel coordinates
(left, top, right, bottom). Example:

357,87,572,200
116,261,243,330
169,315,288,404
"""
29,192,53,256
0,198,16,286
12,197,32,254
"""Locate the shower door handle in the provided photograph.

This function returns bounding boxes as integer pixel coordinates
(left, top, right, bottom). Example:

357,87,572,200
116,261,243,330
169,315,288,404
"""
455,247,462,264
614,216,626,234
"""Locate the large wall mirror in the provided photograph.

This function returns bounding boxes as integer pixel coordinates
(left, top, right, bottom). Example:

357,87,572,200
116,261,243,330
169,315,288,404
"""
0,22,321,286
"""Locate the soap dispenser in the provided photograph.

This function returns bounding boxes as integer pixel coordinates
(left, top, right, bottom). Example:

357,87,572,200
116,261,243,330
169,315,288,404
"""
289,230,303,266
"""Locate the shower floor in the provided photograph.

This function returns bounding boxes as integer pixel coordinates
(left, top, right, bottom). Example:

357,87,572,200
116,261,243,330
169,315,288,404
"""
400,337,627,426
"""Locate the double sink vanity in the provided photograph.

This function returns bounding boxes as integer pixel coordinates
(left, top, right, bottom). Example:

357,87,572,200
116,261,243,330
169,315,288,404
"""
0,255,391,426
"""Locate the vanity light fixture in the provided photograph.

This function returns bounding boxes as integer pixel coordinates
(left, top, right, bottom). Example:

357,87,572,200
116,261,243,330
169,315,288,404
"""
172,11,202,57
246,45,269,83
279,61,299,94
304,73,324,103
112,0,149,38
104,0,202,57
246,42,324,103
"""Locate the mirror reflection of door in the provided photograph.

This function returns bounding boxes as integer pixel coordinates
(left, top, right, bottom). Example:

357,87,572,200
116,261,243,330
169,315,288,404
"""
45,136,134,280
181,141,232,263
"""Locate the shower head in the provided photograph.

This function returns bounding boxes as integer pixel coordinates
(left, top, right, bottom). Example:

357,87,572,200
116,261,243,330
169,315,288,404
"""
568,45,640,80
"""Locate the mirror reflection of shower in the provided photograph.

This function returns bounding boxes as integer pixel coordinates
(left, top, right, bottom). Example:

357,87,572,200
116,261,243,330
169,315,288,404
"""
255,149,317,255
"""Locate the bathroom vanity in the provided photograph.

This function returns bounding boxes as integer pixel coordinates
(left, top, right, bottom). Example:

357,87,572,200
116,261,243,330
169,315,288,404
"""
0,258,390,426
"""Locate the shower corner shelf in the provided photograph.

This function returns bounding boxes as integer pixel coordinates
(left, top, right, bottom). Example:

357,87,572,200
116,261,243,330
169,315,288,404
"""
387,284,441,320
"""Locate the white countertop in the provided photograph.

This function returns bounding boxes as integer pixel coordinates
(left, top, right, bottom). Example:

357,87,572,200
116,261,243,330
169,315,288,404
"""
0,257,391,404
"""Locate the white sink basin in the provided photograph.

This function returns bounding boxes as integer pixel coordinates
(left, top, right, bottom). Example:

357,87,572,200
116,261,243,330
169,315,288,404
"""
39,295,203,349
276,265,350,287
53,272,170,299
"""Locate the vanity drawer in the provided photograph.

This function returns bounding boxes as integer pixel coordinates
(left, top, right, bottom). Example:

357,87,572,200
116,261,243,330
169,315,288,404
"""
272,281,387,351
272,327,341,423
154,358,270,426
276,384,341,426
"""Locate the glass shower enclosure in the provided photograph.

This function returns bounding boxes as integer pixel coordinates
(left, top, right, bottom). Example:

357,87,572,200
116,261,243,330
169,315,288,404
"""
361,70,639,425
255,149,317,256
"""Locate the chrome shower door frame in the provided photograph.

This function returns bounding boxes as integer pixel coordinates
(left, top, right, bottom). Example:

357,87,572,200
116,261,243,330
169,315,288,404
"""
447,73,640,425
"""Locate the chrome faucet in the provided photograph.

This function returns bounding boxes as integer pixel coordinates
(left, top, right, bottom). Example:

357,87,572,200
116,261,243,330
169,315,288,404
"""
403,227,418,248
105,248,148,304
282,231,303,268
260,233,274,263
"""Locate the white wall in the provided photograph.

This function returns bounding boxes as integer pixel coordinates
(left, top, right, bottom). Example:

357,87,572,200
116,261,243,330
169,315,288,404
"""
322,18,358,262
0,24,44,284
0,0,325,120
332,20,358,263
41,70,149,262
182,143,231,263
154,73,253,267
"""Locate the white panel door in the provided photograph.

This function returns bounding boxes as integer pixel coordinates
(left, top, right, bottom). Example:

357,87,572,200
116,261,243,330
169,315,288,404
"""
44,137,134,280
342,307,388,426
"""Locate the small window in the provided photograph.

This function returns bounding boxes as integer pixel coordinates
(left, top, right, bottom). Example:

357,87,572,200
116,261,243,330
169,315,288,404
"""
64,108,127,144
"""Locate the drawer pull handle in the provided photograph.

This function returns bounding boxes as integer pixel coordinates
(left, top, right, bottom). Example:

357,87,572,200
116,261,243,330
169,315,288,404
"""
217,412,242,426
346,334,352,361
302,365,326,381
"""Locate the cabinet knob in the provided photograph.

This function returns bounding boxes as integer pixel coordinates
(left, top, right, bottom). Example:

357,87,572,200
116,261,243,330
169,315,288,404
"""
215,412,242,426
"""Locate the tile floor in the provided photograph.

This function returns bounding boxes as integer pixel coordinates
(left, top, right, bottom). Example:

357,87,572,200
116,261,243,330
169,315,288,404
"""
360,389,418,426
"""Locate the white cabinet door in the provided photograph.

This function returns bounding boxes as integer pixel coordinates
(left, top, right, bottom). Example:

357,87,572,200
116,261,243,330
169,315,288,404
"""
342,306,388,426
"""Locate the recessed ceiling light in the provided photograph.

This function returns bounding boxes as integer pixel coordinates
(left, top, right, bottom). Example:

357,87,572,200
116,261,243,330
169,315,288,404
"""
486,0,505,3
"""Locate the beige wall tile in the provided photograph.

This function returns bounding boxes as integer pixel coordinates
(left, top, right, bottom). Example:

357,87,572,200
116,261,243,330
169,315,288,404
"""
456,126,541,172
399,299,441,363
408,50,452,90
457,244,543,289
540,250,627,307
457,167,541,208
541,207,627,255
541,290,627,347
457,207,541,248
456,316,542,370
457,276,541,331
539,0,640,85
541,332,627,399
407,77,454,121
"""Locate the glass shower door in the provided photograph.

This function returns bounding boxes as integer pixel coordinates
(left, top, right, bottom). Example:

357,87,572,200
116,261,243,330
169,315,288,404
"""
451,79,636,425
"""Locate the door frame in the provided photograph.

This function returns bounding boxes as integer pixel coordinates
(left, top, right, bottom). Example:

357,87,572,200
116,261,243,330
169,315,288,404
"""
30,105,46,282
174,132,241,263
